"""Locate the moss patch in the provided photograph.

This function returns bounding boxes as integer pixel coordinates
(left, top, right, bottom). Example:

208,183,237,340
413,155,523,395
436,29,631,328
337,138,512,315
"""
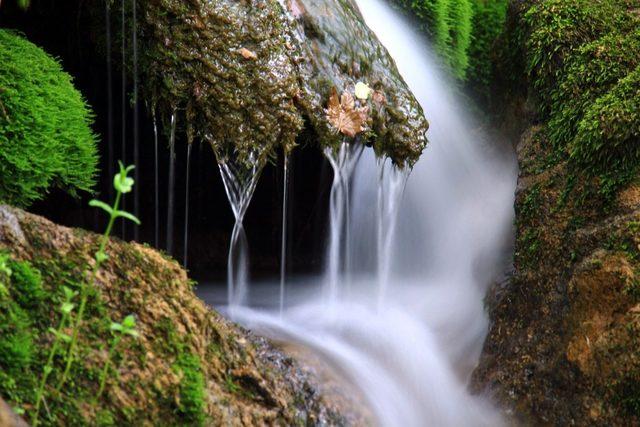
0,29,98,208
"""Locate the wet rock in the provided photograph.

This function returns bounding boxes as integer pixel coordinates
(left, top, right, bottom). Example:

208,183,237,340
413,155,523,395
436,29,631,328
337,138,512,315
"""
0,205,350,425
138,0,428,168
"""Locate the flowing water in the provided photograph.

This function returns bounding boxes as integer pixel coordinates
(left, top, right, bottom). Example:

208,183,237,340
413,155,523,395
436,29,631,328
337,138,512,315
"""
217,149,266,310
279,153,290,315
212,0,517,424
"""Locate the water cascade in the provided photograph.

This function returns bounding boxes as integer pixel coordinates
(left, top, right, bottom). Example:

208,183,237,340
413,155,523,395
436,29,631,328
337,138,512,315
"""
217,149,266,310
323,142,364,303
223,0,517,424
375,159,409,308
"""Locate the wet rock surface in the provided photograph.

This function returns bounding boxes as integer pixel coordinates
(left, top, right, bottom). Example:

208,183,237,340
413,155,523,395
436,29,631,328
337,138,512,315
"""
472,125,640,426
139,0,428,167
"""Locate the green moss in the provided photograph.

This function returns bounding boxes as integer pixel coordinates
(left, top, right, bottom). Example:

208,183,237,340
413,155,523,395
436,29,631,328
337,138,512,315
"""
467,0,508,92
0,29,98,207
392,0,475,79
523,0,633,111
173,352,206,426
8,259,44,308
571,67,640,197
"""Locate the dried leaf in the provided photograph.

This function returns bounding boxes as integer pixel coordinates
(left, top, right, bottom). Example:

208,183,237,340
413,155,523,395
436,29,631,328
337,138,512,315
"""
239,47,257,60
325,88,368,138
372,90,386,106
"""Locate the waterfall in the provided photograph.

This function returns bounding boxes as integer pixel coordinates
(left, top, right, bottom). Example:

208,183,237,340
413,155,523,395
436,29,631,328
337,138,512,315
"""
214,0,517,424
375,158,409,309
323,142,364,303
217,149,265,310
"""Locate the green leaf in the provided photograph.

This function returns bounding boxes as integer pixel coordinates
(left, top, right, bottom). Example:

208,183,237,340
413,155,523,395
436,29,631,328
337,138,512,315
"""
110,322,123,332
122,315,136,329
89,199,114,216
115,210,141,225
95,251,108,263
60,302,75,314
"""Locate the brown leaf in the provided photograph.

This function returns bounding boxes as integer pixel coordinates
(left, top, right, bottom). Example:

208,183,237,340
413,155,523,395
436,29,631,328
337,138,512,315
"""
239,47,257,60
372,90,386,106
325,88,368,137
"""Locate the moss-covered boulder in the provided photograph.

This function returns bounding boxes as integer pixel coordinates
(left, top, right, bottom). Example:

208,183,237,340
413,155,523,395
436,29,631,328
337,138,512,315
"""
138,0,428,167
472,0,640,424
0,205,349,426
0,29,98,208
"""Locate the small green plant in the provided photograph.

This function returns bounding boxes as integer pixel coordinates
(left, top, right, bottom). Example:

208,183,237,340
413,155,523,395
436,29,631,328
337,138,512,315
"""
97,314,139,399
57,162,140,389
32,286,77,426
30,162,139,426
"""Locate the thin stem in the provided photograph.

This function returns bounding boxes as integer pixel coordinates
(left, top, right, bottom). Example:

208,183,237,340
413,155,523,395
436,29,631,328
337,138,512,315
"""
57,191,122,390
96,334,122,400
32,312,70,427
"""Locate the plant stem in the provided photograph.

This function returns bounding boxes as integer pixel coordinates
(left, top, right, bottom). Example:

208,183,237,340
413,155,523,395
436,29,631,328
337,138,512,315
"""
32,312,70,427
96,334,122,400
57,191,122,391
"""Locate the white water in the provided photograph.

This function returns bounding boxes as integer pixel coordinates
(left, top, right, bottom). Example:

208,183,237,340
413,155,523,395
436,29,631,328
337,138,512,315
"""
224,0,517,424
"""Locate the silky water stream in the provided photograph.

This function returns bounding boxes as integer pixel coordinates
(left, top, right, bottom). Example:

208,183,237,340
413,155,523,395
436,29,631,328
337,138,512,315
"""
204,0,518,424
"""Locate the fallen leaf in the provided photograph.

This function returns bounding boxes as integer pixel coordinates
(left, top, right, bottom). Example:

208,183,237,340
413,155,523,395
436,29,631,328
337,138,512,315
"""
239,47,257,60
372,90,386,106
325,88,368,137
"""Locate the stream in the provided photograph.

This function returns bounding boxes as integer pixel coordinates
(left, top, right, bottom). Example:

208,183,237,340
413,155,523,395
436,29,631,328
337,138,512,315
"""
200,0,517,424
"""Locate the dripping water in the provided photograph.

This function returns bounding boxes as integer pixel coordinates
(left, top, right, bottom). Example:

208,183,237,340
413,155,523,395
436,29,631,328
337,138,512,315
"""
166,111,177,254
132,0,139,241
183,143,192,268
153,110,159,247
217,150,265,310
105,0,114,200
120,0,126,239
279,153,290,315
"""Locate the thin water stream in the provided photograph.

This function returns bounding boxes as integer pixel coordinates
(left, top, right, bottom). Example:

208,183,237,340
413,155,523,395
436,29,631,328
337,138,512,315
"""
209,0,517,424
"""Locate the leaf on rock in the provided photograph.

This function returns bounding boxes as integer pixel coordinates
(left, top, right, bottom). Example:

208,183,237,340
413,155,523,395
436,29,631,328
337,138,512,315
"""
239,47,257,60
325,88,369,138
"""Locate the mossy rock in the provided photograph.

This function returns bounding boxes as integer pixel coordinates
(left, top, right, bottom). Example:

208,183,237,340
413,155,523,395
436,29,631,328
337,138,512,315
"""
0,205,351,425
138,0,428,167
0,29,99,208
